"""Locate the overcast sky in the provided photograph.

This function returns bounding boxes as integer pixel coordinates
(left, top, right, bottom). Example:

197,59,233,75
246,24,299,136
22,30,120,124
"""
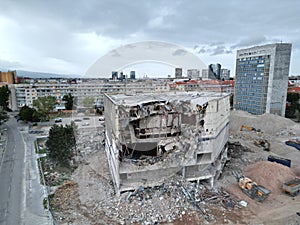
0,0,299,77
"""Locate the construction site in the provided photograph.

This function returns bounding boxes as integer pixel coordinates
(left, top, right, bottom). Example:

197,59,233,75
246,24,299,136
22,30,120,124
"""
43,92,300,225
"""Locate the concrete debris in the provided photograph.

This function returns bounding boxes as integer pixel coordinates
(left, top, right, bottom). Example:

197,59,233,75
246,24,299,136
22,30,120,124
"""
239,200,248,207
104,175,241,224
48,110,300,224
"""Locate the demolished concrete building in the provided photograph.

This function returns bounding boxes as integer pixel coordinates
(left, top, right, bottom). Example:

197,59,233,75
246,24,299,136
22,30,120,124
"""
104,92,230,195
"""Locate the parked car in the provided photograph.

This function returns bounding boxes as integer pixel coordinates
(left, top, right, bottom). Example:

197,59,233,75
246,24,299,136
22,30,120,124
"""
29,130,44,134
54,117,62,123
99,117,105,121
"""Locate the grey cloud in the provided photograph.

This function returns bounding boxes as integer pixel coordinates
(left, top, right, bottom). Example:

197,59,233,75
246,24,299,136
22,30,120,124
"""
210,46,232,56
0,0,299,74
198,48,206,54
110,50,121,57
231,36,268,49
0,59,22,69
1,0,299,46
194,45,231,55
209,42,224,47
172,49,187,56
0,0,157,38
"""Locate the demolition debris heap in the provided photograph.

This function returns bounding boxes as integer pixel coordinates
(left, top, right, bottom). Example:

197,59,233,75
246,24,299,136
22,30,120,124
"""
104,92,230,195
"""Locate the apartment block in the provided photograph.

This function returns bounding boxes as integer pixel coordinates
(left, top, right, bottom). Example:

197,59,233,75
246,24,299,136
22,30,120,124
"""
9,79,171,110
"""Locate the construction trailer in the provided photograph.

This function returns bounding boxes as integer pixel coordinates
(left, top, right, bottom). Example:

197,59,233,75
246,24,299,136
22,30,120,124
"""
104,92,230,195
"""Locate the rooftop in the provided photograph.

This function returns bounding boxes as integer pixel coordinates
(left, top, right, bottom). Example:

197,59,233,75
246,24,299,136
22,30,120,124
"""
107,91,229,106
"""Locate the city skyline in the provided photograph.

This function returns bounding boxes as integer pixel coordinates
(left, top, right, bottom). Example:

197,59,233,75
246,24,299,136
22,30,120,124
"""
0,0,299,76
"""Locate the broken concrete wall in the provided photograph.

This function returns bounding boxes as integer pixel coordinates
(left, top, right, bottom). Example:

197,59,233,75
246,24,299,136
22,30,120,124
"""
104,93,230,194
104,95,121,194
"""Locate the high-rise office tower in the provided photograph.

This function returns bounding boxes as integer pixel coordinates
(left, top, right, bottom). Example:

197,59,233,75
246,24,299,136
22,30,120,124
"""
130,71,136,79
175,68,183,78
234,43,292,116
220,69,230,80
112,71,118,80
209,63,221,80
201,69,209,80
187,69,200,79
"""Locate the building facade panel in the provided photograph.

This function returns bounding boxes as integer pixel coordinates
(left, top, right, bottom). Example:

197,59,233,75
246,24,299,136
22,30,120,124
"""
234,43,292,116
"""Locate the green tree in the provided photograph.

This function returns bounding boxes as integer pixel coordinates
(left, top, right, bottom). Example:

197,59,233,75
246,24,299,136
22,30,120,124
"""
62,93,74,110
33,96,57,121
0,110,9,126
287,92,300,104
229,94,234,109
19,105,35,122
46,122,76,166
0,85,11,110
285,93,300,119
294,109,300,122
82,96,94,108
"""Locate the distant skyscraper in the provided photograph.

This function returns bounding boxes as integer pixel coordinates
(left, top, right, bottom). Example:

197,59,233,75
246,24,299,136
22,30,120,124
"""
175,68,183,78
234,43,292,116
187,69,200,79
201,69,209,80
119,71,126,80
112,71,118,80
220,69,230,80
208,63,221,80
130,71,136,79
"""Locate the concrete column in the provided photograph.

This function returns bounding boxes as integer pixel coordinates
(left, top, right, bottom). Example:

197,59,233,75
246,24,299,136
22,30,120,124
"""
210,177,214,188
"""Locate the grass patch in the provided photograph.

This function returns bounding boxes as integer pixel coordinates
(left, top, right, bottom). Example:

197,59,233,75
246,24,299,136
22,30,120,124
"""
37,157,45,185
37,148,46,154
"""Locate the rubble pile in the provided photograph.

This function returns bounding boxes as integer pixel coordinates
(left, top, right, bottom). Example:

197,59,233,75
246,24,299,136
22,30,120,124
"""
223,142,254,172
48,111,300,224
244,161,296,195
75,127,104,163
44,171,66,186
93,176,242,224
53,171,244,224
50,181,79,211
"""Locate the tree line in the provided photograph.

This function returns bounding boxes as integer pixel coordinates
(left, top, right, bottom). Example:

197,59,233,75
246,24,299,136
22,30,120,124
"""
0,85,10,125
286,92,300,121
18,94,74,122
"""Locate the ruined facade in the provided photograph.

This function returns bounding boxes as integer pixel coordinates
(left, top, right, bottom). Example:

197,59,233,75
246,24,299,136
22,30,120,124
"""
104,92,230,195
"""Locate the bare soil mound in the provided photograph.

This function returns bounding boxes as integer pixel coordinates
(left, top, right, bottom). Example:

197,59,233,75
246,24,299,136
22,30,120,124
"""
50,181,79,211
243,161,295,195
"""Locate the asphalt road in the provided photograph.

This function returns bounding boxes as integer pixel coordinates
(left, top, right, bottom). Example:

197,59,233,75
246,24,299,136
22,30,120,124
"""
0,116,25,225
0,116,50,225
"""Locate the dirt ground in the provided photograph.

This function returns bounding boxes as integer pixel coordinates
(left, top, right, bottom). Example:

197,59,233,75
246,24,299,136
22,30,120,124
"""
50,111,300,225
